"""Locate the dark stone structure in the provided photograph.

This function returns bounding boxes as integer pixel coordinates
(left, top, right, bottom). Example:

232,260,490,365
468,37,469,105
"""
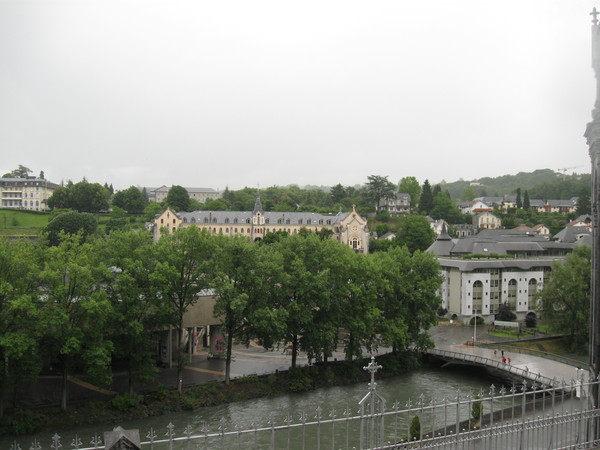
585,7,600,411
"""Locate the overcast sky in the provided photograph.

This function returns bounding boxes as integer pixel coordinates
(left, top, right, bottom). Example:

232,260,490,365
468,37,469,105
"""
0,1,596,192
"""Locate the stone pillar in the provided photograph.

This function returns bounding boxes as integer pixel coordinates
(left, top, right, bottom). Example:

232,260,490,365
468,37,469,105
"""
585,8,600,414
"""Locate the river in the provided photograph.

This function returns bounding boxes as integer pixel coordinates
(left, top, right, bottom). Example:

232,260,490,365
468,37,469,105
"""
0,364,512,449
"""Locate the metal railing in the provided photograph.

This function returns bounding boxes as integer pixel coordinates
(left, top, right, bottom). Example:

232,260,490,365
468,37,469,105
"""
6,358,600,450
427,348,561,386
477,342,587,368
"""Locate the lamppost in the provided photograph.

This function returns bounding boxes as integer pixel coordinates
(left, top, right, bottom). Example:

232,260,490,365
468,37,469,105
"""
473,314,477,346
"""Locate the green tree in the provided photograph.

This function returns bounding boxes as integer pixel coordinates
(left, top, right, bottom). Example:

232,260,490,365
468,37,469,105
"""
98,230,168,393
144,202,164,221
152,227,215,393
393,215,436,254
495,302,516,321
46,186,71,210
43,211,98,246
329,183,347,204
538,245,591,353
272,233,335,368
515,188,522,209
523,190,530,211
398,176,421,209
576,192,591,215
340,254,380,360
38,235,114,411
165,185,191,211
0,238,43,418
47,180,110,213
419,180,434,215
112,186,148,214
472,396,482,423
5,165,33,178
371,247,442,352
70,180,110,212
409,414,421,441
365,175,396,210
212,237,286,384
430,193,463,223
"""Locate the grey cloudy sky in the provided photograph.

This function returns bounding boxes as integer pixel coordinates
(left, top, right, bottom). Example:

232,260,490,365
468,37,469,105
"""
0,1,595,192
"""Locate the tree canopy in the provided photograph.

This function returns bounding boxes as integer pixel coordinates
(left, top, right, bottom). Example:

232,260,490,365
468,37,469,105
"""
42,211,98,246
365,175,396,210
165,185,191,211
47,180,110,213
112,186,148,214
398,176,421,209
538,245,591,353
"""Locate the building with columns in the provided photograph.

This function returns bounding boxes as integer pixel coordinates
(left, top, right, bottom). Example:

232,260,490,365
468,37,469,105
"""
153,193,370,253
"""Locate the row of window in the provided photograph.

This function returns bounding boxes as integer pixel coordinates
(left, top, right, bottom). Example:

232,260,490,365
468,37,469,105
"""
182,216,334,225
1,200,40,207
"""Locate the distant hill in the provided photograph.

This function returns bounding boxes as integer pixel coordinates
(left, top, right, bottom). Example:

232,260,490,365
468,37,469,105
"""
439,169,590,200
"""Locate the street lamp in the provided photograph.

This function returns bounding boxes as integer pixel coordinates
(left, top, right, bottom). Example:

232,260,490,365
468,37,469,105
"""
473,314,477,346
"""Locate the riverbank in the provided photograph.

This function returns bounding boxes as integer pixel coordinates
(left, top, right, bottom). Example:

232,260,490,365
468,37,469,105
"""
0,351,422,436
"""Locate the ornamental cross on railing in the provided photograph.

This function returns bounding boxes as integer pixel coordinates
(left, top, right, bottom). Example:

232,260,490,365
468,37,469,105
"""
592,7,599,26
363,356,382,392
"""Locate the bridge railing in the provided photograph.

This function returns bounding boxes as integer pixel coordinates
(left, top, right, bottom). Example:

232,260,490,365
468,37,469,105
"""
477,342,586,368
427,348,560,387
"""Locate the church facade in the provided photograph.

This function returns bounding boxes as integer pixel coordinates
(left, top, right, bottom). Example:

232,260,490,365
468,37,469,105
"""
153,194,370,253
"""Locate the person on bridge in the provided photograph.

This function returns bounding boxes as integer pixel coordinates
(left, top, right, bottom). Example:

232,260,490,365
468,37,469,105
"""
502,356,506,364
507,357,511,364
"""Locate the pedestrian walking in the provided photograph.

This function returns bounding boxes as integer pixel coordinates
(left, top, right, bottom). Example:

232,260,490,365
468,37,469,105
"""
501,349,505,357
502,356,506,364
507,357,511,364
494,349,497,356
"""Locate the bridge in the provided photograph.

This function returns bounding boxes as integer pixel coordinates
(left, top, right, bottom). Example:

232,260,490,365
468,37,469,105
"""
427,343,586,387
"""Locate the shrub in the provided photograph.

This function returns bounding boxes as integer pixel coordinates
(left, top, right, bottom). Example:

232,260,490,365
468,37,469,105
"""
472,396,482,423
469,317,485,326
235,374,259,384
111,393,141,412
288,368,312,392
525,313,537,328
409,414,420,441
181,395,196,411
0,409,41,435
437,307,448,317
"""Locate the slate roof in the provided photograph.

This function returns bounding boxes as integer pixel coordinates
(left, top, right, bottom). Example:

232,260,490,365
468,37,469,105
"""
176,210,349,226
553,226,592,243
427,228,576,257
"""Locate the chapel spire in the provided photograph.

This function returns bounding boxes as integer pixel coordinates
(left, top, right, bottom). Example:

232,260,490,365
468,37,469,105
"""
253,189,264,215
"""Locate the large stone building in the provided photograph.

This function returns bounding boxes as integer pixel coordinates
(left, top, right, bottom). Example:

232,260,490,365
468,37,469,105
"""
153,193,370,253
145,186,221,204
428,228,579,323
0,177,58,210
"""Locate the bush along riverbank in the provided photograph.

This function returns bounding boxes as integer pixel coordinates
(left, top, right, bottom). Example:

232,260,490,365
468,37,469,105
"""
0,351,422,436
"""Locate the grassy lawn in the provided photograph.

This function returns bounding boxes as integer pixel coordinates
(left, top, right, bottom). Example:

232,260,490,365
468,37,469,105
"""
0,209,51,231
487,328,535,339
